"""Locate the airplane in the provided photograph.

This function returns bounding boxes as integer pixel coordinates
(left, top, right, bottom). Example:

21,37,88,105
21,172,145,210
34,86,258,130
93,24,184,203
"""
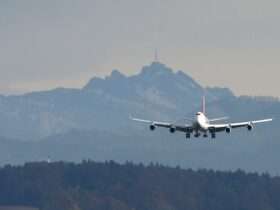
130,97,273,139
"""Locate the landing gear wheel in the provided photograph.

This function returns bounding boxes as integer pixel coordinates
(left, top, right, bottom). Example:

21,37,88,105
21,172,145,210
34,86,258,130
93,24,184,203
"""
211,133,216,139
186,133,190,139
194,133,200,138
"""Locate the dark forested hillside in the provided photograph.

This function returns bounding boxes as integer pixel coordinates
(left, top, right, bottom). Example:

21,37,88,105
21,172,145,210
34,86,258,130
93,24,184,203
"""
0,161,280,210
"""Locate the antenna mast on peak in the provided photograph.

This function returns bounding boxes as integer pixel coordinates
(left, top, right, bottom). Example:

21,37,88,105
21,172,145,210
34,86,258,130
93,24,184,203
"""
154,48,159,62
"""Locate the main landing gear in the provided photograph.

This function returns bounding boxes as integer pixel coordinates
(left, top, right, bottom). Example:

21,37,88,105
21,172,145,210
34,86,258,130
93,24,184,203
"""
211,132,216,139
194,133,201,138
185,132,216,139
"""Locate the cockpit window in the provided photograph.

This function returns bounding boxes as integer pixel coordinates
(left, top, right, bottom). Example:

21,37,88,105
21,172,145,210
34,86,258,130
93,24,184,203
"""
196,112,200,116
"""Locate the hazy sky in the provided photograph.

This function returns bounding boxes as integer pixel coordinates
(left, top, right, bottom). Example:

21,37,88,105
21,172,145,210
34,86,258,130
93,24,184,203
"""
1,0,280,96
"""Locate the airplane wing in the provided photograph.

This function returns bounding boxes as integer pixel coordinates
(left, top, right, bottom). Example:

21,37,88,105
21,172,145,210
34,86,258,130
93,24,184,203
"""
130,117,193,133
208,118,273,132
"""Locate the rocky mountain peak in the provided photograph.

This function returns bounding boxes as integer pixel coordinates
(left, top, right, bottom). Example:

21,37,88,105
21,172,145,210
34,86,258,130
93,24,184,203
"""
107,69,126,80
140,62,173,77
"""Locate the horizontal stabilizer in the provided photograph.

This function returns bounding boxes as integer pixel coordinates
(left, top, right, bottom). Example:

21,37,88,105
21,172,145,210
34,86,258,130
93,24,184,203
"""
209,117,229,122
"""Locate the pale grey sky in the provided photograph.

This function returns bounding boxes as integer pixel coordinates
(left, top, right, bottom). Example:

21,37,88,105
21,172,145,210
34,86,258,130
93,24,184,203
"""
0,0,280,96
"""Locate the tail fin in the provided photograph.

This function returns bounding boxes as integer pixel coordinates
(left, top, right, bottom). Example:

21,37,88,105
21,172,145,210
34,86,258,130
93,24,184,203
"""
202,96,206,114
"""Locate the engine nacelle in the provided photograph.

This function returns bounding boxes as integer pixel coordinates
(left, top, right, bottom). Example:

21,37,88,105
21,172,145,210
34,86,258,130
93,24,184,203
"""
247,123,253,131
169,127,176,133
225,126,231,133
186,127,193,133
150,125,156,131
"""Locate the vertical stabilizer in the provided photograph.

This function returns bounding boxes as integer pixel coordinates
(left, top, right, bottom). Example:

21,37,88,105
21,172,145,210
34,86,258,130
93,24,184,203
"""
202,96,206,114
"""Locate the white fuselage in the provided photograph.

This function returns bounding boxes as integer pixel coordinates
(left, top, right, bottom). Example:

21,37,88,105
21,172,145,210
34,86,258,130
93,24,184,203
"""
194,112,209,131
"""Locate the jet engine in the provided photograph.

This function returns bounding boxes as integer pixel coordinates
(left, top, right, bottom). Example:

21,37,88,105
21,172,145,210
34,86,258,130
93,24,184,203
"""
247,123,253,131
169,127,176,133
225,126,231,133
150,125,156,131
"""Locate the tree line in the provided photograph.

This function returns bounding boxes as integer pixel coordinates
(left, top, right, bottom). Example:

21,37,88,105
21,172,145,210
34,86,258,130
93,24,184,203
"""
0,160,279,210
